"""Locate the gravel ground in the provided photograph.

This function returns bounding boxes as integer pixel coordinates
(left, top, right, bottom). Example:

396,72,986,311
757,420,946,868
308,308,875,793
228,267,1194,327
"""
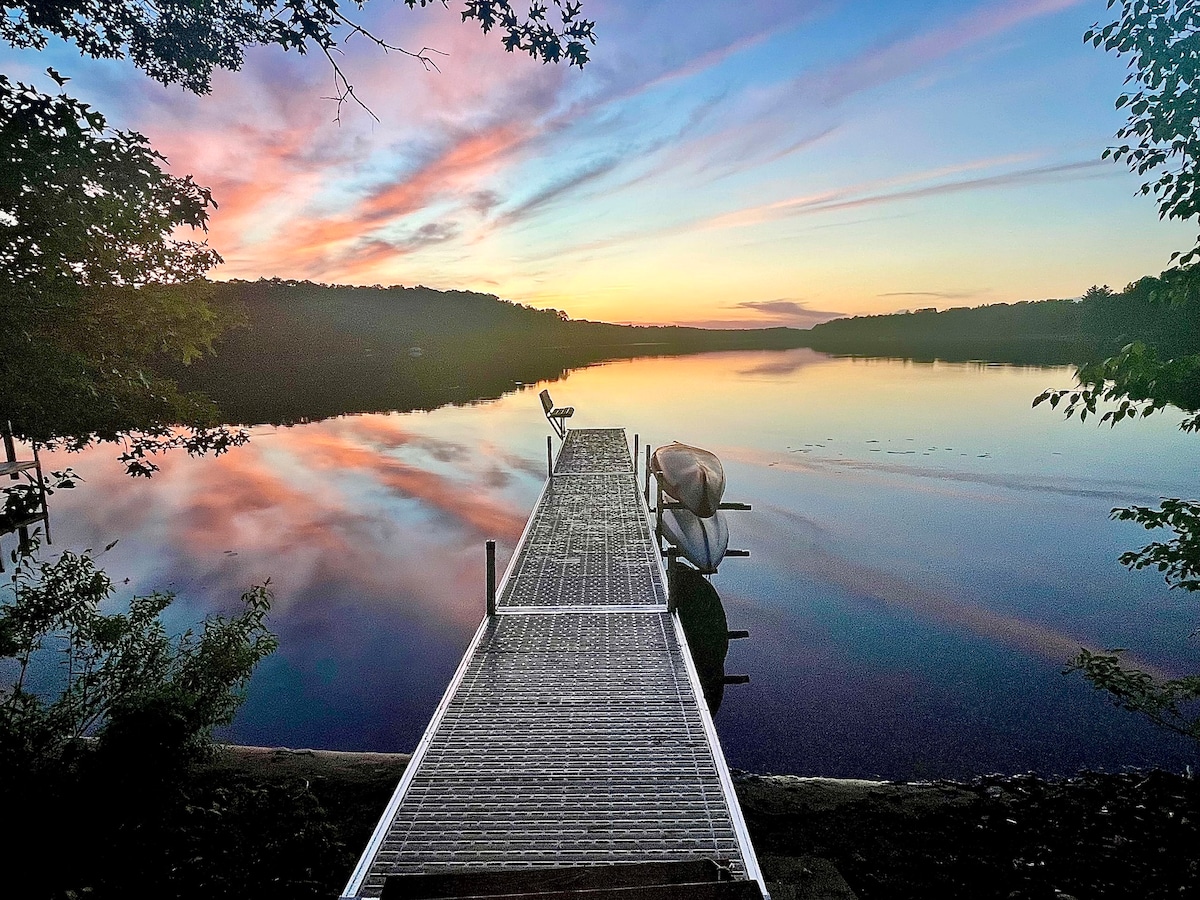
204,747,1198,899
733,769,1199,899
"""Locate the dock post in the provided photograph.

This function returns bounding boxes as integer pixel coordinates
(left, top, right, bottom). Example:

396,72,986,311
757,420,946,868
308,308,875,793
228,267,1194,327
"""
632,434,639,474
486,540,496,616
655,482,663,550
644,446,651,506
666,551,678,613
546,435,553,478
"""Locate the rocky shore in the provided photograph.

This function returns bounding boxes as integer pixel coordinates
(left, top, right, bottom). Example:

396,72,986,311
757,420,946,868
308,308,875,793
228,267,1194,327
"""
208,746,1197,899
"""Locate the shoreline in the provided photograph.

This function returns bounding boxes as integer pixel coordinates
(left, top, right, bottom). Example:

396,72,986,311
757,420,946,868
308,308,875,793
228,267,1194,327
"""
210,745,1197,898
211,742,963,799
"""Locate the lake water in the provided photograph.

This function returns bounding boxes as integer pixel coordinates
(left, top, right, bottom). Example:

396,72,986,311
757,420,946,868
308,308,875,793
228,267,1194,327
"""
25,349,1200,778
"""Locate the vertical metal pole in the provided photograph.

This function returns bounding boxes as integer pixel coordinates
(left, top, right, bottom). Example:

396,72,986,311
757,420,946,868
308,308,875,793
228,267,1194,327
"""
546,435,553,478
34,442,49,544
655,483,663,550
486,540,496,616
644,446,652,505
632,434,639,472
667,552,678,613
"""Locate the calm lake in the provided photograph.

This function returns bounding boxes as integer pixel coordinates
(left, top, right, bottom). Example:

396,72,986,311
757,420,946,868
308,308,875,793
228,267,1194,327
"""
29,349,1200,778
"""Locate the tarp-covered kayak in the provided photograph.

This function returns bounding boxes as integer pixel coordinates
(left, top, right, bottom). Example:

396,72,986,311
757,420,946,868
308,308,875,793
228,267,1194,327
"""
661,508,729,573
651,442,725,518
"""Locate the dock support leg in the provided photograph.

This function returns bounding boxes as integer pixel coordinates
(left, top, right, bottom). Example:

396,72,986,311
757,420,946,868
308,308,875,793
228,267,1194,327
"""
546,436,553,479
486,540,496,616
632,434,639,473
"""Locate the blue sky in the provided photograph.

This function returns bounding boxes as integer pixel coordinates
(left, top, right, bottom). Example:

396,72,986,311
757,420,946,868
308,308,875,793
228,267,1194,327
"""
4,0,1193,325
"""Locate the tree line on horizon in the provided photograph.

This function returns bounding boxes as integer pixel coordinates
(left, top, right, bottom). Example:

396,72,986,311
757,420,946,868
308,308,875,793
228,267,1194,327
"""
806,274,1200,360
153,270,1200,427
162,277,810,425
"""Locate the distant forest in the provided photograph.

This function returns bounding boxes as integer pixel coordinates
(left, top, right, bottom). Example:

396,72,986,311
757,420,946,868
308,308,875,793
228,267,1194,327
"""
173,280,808,424
805,276,1200,363
173,274,1200,425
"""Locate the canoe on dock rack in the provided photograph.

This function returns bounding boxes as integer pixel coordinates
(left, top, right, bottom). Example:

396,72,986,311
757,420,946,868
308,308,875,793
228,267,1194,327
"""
651,442,726,517
662,508,729,573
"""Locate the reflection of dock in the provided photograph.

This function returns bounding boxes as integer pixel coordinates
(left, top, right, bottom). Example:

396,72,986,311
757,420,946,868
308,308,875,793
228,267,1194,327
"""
342,428,766,900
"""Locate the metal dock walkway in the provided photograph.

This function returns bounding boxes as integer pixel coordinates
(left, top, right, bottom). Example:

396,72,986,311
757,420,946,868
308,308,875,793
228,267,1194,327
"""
342,428,765,900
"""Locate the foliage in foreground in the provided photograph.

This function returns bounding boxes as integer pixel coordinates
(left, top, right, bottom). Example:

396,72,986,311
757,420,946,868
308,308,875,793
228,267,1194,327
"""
1036,289,1200,742
0,543,280,897
1036,2,1200,748
1086,0,1200,267
0,546,277,766
2,0,596,94
0,72,249,472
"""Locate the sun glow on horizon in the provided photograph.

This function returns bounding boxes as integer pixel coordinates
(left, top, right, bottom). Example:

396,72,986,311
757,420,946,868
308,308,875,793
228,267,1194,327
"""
8,0,1194,326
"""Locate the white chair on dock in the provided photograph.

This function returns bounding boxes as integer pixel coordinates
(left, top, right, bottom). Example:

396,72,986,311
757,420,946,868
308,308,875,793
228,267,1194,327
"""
539,389,573,439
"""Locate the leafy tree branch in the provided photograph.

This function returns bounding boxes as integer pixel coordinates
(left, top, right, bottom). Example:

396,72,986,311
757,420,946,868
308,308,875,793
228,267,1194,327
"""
1,0,596,94
1066,649,1200,742
1087,0,1200,265
1036,4,1200,748
1112,499,1200,592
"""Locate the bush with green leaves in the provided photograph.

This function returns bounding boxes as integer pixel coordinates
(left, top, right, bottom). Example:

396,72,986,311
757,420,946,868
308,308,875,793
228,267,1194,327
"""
0,545,277,771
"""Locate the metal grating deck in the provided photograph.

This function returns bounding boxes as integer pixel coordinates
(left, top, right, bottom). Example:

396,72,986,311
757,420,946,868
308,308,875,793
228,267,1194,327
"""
342,429,764,900
501,474,666,609
553,428,635,474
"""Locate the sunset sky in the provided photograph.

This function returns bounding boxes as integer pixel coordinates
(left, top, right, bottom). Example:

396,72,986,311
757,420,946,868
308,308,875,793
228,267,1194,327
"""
4,0,1195,326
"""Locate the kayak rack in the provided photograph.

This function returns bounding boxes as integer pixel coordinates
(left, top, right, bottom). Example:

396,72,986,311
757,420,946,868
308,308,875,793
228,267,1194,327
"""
342,426,768,900
641,444,752,577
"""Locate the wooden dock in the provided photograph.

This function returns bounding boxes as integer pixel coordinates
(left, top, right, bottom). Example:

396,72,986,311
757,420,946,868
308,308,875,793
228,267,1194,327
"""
341,429,766,900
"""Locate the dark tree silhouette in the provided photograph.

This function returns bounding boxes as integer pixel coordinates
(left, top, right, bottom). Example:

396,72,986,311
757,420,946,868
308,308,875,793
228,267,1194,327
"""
0,1,595,462
1085,0,1200,266
0,70,247,470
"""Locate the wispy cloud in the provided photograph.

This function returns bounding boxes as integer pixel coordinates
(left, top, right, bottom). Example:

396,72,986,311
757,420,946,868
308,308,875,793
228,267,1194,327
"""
493,155,625,225
526,152,1087,263
700,158,1110,232
43,0,1147,320
629,0,1089,193
799,0,1089,107
730,298,846,327
878,289,987,302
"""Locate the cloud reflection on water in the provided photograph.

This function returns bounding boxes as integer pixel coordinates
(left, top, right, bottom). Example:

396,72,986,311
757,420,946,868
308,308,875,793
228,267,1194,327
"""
730,446,1155,504
44,414,535,627
755,505,1173,681
26,350,1199,772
